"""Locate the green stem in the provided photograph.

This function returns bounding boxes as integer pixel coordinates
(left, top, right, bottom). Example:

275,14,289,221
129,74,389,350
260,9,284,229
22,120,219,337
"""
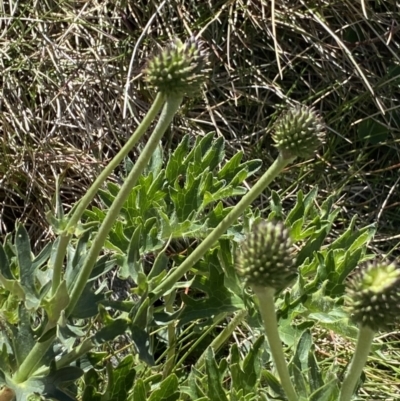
195,309,248,369
31,339,95,378
252,285,298,401
51,235,70,296
339,326,375,401
151,153,294,299
14,95,178,384
66,95,183,317
174,314,226,370
56,339,94,370
51,92,166,295
13,337,54,384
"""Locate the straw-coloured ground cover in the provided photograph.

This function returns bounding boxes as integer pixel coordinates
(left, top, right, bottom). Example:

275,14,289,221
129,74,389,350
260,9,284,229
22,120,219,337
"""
1,1,399,251
0,1,400,399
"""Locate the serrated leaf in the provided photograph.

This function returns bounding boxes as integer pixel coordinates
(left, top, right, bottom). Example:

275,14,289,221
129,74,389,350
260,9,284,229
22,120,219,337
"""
13,307,35,367
200,136,225,171
242,335,264,389
205,348,228,401
108,221,131,253
130,324,155,366
294,330,312,372
269,190,283,219
144,143,163,177
179,253,244,325
98,188,116,208
88,255,118,282
169,172,204,221
191,133,215,166
331,216,375,251
107,181,122,197
142,217,163,252
308,352,323,393
103,355,136,401
120,225,142,281
286,190,305,225
0,243,13,279
41,280,70,326
165,135,190,182
93,318,129,345
218,240,242,296
46,211,69,234
82,385,102,401
148,251,169,280
296,225,329,266
15,224,39,309
337,248,363,283
0,340,13,374
184,368,207,400
0,273,25,299
203,186,246,207
230,344,240,366
70,285,104,318
262,371,285,399
309,378,339,401
228,168,249,188
147,169,166,199
148,374,179,401
31,242,52,270
84,206,106,222
290,362,308,398
65,228,92,289
129,294,150,329
218,152,243,180
130,378,147,401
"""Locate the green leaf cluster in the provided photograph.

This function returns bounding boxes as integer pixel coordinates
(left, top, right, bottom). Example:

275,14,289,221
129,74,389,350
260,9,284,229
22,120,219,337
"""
85,133,262,257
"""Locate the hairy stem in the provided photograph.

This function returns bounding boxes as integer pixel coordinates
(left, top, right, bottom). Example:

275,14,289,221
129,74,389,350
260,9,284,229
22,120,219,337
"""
252,285,298,401
66,95,183,317
31,339,95,379
14,95,179,384
51,92,166,295
339,326,375,401
151,153,295,299
13,337,54,384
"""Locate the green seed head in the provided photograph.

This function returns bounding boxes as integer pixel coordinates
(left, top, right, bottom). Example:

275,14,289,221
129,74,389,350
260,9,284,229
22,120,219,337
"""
144,37,209,96
346,262,400,332
272,104,325,160
236,221,296,290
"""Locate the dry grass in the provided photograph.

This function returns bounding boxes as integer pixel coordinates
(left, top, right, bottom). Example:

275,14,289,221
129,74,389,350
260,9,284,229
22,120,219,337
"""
0,0,399,256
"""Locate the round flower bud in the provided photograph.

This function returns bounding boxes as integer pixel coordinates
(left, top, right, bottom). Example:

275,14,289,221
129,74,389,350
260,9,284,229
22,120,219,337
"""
272,104,325,160
235,221,296,290
144,37,209,96
346,262,400,332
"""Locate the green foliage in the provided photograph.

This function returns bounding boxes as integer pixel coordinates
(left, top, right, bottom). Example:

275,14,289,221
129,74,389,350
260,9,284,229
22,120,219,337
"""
0,33,392,399
76,134,375,401
85,133,262,256
0,128,379,400
0,223,128,399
